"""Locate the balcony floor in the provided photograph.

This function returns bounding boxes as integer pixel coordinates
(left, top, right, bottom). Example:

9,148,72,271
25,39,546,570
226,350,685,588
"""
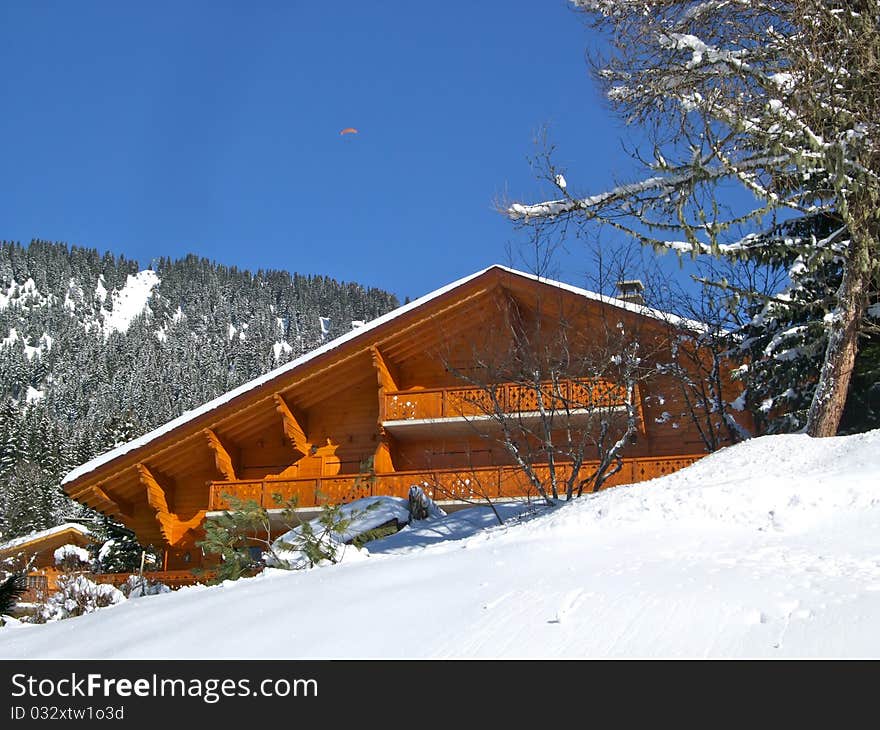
381,407,624,440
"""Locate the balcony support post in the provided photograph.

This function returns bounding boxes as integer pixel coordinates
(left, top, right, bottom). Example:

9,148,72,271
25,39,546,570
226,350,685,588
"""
371,346,399,473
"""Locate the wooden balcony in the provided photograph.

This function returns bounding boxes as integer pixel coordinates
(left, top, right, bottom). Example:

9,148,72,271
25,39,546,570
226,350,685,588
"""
208,454,702,511
384,380,628,420
16,570,207,607
381,380,638,439
20,574,49,604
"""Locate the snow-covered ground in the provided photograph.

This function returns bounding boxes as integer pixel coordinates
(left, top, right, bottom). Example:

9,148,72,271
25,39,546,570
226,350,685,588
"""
3,430,880,658
100,270,159,336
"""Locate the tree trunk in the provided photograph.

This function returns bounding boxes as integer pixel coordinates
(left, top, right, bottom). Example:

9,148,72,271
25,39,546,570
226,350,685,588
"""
805,231,872,437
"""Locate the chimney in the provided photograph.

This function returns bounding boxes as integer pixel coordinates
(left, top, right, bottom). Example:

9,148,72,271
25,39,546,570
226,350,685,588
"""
616,280,645,305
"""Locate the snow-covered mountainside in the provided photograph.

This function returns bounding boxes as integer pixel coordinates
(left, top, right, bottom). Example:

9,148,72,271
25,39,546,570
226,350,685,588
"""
0,240,399,540
2,430,879,658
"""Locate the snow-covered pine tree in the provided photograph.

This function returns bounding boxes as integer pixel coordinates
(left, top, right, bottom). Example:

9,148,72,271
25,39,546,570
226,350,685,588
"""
0,573,26,618
0,399,21,480
507,0,880,437
92,516,160,574
733,216,839,433
734,216,880,434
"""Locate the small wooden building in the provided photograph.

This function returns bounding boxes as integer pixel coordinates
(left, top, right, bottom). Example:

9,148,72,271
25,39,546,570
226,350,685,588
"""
62,266,746,571
0,523,96,601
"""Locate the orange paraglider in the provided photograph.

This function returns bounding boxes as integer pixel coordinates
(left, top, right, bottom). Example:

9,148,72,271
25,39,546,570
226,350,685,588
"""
340,127,358,135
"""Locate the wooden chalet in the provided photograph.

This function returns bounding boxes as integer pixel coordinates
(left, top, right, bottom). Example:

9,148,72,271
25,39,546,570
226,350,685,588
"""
62,265,746,572
0,523,96,601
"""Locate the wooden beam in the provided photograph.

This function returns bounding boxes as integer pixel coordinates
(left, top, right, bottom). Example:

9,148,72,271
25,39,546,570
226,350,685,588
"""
370,346,399,392
211,405,277,443
371,346,400,420
204,428,237,481
136,463,205,546
92,485,134,519
373,429,396,473
290,354,374,410
633,384,648,436
138,464,171,513
381,284,493,350
383,301,500,362
220,416,279,446
168,512,206,546
494,286,528,337
369,347,398,472
137,463,175,544
274,394,309,455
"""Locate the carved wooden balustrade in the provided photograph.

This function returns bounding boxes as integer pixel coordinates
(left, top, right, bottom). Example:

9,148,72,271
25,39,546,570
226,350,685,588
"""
382,379,630,422
208,454,702,511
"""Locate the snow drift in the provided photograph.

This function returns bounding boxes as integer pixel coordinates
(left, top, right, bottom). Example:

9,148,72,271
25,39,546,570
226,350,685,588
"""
3,430,880,658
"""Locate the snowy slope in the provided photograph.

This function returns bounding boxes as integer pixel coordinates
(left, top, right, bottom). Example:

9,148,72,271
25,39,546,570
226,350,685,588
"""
100,270,159,336
3,430,880,658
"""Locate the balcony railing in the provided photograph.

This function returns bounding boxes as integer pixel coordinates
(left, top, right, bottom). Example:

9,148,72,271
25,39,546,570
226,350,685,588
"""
17,570,210,603
93,570,210,589
208,454,702,511
383,380,629,422
20,574,49,604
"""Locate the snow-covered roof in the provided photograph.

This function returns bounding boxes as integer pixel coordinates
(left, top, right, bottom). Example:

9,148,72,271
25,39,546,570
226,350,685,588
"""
502,265,705,330
61,264,699,487
0,523,92,554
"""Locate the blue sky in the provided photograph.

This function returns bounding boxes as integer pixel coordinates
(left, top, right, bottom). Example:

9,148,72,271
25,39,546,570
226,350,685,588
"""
1,1,662,302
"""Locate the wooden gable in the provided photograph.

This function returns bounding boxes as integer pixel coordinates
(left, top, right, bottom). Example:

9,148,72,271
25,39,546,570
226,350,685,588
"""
0,525,96,570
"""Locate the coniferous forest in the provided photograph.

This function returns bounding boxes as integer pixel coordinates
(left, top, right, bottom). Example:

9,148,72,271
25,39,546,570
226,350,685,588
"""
0,240,399,542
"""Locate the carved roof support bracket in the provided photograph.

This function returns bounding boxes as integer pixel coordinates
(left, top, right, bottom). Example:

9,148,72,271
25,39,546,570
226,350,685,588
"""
136,463,203,546
274,393,309,456
370,346,399,472
204,428,237,481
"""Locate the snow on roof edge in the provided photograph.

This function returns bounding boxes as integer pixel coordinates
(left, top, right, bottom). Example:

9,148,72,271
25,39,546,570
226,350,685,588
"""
61,264,699,487
491,265,706,332
0,523,92,554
